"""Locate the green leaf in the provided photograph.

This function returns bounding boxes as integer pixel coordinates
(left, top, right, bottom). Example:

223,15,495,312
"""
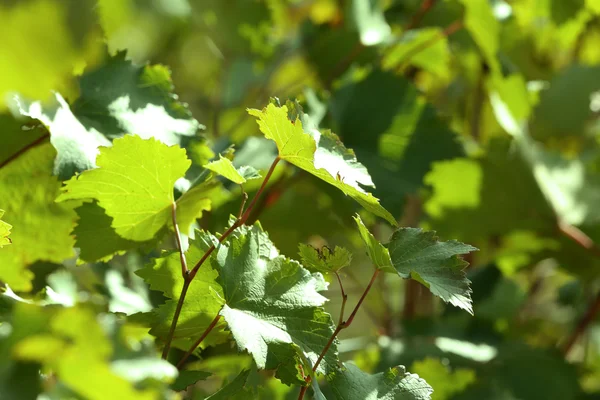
0,210,12,248
459,0,500,70
353,214,393,272
214,223,339,377
205,369,251,400
298,244,352,274
57,135,208,242
410,358,475,400
0,144,77,292
136,230,228,349
16,93,112,180
530,65,600,141
387,228,477,314
72,202,139,263
328,363,433,400
424,159,483,218
205,155,262,184
170,370,211,391
248,102,396,225
16,51,203,179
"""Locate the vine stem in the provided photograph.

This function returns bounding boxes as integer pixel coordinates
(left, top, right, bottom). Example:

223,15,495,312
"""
176,314,222,369
171,202,188,276
405,0,437,30
395,19,463,72
0,132,49,170
161,156,281,360
559,220,600,356
298,268,380,400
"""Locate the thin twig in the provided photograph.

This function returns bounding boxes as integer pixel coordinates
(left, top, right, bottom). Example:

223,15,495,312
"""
563,292,600,356
405,0,437,31
299,269,380,400
171,202,188,277
177,313,222,369
161,156,281,359
395,20,464,72
161,280,191,359
0,132,49,170
559,220,600,355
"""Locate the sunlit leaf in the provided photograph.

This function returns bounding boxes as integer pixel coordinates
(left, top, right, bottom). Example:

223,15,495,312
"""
248,102,396,225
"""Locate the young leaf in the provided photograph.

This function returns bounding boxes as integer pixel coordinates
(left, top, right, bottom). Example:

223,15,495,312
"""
298,244,352,274
0,210,12,247
214,224,339,378
387,228,477,314
0,144,77,292
353,214,393,271
328,363,433,400
248,102,396,226
57,135,210,242
205,155,262,184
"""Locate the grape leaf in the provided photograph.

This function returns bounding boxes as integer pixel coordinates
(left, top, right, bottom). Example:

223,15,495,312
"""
387,228,477,314
72,51,202,144
205,155,262,184
328,363,433,400
57,135,210,242
17,51,203,179
136,230,228,349
353,214,393,272
298,244,352,273
214,223,339,377
248,102,396,225
0,210,12,248
0,144,77,292
16,93,112,180
72,202,139,263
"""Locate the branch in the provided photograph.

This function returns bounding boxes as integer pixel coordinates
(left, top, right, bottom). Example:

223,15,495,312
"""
171,202,188,277
161,156,281,360
559,221,600,356
405,0,437,31
177,313,222,369
395,20,464,72
0,132,49,170
298,269,380,400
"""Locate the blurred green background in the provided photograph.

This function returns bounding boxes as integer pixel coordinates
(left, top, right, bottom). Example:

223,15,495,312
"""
3,0,600,399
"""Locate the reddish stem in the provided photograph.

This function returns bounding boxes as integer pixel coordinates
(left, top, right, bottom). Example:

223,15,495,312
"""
405,0,437,31
171,202,188,277
161,156,281,360
298,269,380,400
177,313,222,369
0,132,49,170
559,220,600,356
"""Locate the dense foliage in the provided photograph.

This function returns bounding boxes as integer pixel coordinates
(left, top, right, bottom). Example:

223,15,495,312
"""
2,0,600,399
